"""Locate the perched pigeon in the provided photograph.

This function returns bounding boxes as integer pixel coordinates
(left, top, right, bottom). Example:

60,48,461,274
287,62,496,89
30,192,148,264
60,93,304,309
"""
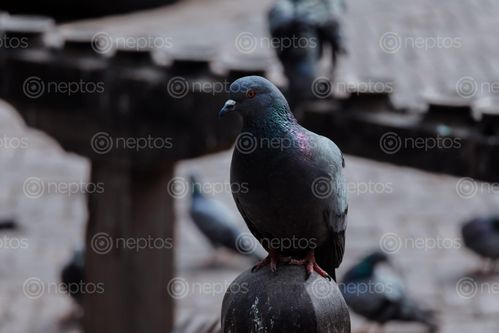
61,248,85,305
341,251,438,332
268,0,346,108
189,175,262,261
219,76,348,280
462,216,499,273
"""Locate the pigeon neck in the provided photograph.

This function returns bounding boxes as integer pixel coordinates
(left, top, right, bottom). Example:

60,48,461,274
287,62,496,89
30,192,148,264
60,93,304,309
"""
191,182,203,198
242,104,297,135
192,188,203,198
347,261,376,280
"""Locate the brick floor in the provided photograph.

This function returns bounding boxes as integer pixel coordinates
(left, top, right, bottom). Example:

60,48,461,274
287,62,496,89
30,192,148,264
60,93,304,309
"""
338,0,499,110
63,0,499,110
0,100,87,333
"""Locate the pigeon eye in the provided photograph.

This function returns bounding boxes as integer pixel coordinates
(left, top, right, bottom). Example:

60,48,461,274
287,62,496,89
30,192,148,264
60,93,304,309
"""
246,90,256,98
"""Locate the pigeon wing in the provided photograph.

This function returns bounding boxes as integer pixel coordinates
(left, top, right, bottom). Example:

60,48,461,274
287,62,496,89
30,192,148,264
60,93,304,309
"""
190,198,241,251
310,133,348,280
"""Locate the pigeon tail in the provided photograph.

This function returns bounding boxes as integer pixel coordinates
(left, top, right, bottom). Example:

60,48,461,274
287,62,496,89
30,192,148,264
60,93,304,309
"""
315,254,336,281
315,237,341,281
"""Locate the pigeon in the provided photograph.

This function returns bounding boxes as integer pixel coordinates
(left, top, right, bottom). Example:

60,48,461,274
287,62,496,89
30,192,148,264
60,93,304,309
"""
462,216,499,273
60,248,85,325
61,248,85,305
340,251,438,332
189,175,262,261
219,76,348,280
268,0,346,109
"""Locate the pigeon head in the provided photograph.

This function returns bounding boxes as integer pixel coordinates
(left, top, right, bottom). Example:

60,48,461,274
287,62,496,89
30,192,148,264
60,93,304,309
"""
363,251,389,266
219,76,291,119
357,251,389,273
343,251,390,281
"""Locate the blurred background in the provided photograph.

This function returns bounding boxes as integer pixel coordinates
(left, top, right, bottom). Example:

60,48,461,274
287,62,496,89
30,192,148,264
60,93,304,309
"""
1,0,499,332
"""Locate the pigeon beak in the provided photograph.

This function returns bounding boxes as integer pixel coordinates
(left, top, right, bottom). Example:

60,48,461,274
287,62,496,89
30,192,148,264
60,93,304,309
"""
219,99,237,118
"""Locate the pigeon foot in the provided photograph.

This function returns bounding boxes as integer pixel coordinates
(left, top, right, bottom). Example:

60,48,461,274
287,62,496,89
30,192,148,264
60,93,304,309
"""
251,250,289,273
289,251,332,280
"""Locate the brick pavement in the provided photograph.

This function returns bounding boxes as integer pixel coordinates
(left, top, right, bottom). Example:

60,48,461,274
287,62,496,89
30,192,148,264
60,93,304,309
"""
63,0,499,111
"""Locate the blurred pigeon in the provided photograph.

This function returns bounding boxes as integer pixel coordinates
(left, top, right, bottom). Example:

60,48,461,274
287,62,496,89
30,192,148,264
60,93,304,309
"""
462,216,499,273
61,248,85,304
341,251,438,332
60,248,85,324
219,76,348,280
0,218,17,230
189,175,262,261
268,0,346,109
